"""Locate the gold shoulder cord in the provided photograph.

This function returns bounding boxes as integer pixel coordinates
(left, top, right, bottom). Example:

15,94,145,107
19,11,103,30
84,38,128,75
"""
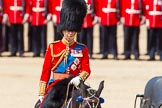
50,41,69,71
51,49,67,71
50,44,55,62
50,41,60,62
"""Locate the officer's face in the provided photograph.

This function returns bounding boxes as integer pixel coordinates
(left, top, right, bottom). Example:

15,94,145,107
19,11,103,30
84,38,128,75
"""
63,30,77,42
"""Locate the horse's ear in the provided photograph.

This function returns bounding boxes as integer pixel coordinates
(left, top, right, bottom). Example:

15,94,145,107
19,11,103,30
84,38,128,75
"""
96,80,104,97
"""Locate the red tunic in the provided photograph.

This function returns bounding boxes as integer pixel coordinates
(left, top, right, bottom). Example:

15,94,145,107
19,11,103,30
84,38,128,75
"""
143,0,162,28
40,40,91,83
121,0,142,26
94,0,100,17
50,0,62,24
47,0,52,14
120,0,124,17
2,0,10,14
8,0,24,24
31,0,46,26
98,0,119,26
25,0,32,22
82,0,94,28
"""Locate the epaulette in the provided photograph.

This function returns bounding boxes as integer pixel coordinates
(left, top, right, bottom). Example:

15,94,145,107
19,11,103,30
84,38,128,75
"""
49,40,61,60
50,40,60,44
76,42,86,46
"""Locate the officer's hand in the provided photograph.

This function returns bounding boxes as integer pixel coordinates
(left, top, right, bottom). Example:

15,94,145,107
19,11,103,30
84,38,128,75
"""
70,76,82,87
39,95,44,102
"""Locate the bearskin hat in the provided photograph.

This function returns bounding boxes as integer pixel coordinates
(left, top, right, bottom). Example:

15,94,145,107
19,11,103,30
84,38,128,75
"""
58,0,87,33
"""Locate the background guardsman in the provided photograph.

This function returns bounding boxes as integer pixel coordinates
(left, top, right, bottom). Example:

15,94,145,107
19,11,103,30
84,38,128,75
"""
0,0,3,56
30,0,48,57
77,0,95,59
7,0,25,57
48,0,63,41
93,0,103,55
143,0,162,61
121,0,143,60
97,0,120,59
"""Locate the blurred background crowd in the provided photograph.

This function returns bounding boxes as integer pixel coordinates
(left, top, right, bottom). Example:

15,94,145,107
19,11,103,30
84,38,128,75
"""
0,0,162,61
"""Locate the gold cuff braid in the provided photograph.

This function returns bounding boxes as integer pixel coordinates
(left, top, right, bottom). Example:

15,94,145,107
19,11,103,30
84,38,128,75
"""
79,71,89,81
39,81,47,96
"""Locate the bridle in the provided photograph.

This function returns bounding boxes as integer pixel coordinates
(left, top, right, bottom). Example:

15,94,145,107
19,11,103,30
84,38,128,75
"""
63,83,103,108
80,88,100,108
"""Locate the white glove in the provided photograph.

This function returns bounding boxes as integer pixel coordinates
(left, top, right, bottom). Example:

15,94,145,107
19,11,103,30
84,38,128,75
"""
140,16,146,25
120,17,124,24
22,14,29,24
92,16,99,25
46,14,52,21
52,15,57,24
70,76,82,87
2,14,8,24
39,95,44,102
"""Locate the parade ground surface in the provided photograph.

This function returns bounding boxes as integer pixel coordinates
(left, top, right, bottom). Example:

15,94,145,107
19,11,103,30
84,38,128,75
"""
0,23,162,108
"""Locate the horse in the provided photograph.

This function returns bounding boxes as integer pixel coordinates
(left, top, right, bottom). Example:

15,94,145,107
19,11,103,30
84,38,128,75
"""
35,76,104,108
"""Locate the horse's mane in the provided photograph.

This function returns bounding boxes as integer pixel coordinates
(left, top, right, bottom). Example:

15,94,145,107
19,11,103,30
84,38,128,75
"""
42,76,75,108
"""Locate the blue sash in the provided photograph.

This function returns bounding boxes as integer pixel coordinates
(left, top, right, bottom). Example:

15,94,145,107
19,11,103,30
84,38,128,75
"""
55,44,84,73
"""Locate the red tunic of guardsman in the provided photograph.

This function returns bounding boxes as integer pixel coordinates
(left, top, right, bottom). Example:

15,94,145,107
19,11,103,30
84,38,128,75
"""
24,0,32,22
50,0,63,24
7,0,24,24
93,0,100,17
25,0,31,14
120,0,124,17
99,0,119,26
39,39,91,95
82,0,94,28
2,0,10,24
47,0,52,18
143,0,162,28
122,0,141,26
31,0,46,26
6,0,24,24
2,0,10,14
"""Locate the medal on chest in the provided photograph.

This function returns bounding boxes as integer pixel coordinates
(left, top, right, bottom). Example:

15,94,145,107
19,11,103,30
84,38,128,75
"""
71,49,83,57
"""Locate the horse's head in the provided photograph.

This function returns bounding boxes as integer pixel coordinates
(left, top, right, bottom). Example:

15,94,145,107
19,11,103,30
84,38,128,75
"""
76,80,104,108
